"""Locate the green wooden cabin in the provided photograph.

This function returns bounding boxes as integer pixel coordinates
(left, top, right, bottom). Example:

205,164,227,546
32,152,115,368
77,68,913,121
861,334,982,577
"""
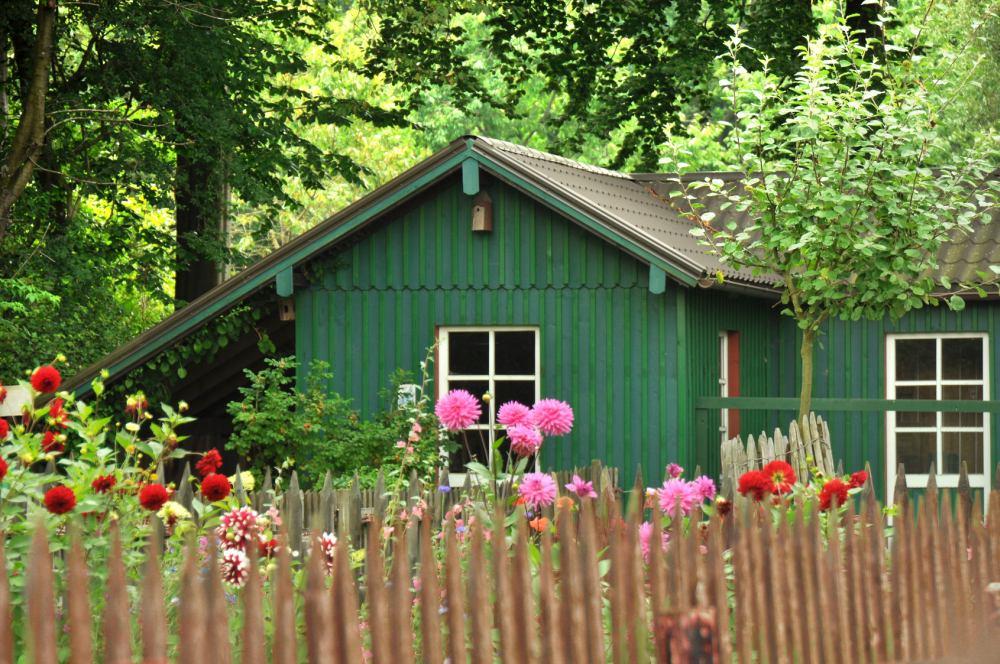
67,136,1000,498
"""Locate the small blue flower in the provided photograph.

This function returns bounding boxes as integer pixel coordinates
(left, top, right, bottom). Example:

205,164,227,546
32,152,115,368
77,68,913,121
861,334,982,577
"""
437,485,451,493
456,525,467,533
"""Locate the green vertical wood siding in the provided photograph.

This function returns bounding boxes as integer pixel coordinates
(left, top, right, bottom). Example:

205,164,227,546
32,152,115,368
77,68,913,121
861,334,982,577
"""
296,174,682,481
766,303,1000,498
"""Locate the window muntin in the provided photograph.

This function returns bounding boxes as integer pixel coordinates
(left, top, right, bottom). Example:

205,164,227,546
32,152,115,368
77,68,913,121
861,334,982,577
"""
887,334,989,480
438,327,540,475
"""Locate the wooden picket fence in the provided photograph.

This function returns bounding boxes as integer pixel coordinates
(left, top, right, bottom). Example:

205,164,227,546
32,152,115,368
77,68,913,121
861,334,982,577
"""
720,413,838,495
171,460,620,553
9,469,1000,663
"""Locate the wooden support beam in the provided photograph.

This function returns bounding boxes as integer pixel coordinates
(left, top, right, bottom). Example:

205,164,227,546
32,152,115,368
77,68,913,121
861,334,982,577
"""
276,266,294,297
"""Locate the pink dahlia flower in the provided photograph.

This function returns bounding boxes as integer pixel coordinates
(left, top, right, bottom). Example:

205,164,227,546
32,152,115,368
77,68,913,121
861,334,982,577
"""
507,424,543,457
518,472,558,508
531,399,574,436
691,475,717,501
435,390,482,431
666,463,684,479
564,474,597,499
497,401,532,427
639,522,671,562
658,478,698,516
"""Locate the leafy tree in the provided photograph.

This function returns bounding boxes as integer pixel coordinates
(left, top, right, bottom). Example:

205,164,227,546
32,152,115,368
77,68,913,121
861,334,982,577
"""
670,7,999,418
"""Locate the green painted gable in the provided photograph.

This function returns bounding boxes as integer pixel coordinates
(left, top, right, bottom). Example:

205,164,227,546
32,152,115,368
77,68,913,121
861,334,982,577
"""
295,172,685,479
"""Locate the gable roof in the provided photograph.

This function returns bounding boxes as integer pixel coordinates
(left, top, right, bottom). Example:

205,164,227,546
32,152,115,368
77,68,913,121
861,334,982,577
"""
65,135,998,393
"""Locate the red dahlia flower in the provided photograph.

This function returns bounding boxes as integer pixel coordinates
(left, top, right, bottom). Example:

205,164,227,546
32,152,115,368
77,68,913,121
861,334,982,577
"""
44,485,76,514
30,365,61,394
201,473,232,502
849,470,869,489
41,431,64,454
92,474,117,493
196,449,223,478
0,419,8,440
762,460,796,494
737,470,773,501
0,458,7,482
819,478,850,511
139,483,170,511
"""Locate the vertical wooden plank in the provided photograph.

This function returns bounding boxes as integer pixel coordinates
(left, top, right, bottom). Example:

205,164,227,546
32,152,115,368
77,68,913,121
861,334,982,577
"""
272,532,298,664
286,471,304,555
578,501,605,662
444,522,467,664
179,537,207,664
241,546,265,664
141,529,167,664
538,527,563,664
321,471,335,533
389,527,415,663
205,539,234,664
333,539,364,663
418,511,443,664
102,523,132,664
467,522,494,664
511,518,539,662
27,523,58,664
366,520,391,664
65,527,93,664
492,507,516,664
305,537,334,664
349,474,363,550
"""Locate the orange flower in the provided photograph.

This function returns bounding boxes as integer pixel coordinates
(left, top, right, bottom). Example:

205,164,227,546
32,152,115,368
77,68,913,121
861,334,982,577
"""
555,496,575,511
529,516,550,532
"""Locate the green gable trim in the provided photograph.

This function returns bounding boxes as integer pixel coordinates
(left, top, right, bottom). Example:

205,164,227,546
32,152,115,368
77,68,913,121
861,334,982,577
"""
276,266,294,297
461,157,480,195
649,266,667,294
696,396,1000,413
468,152,700,288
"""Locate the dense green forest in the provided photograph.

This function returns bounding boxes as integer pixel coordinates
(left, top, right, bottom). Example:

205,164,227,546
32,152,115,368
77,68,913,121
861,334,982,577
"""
0,0,996,381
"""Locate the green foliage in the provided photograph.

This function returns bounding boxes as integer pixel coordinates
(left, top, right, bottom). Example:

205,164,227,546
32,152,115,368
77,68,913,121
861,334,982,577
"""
226,357,442,490
670,5,999,414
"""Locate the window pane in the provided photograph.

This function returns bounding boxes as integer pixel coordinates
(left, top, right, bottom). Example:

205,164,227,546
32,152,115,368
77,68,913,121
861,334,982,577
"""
494,381,537,413
448,332,489,375
895,339,936,381
494,331,536,375
942,384,984,427
895,385,937,427
449,430,490,472
942,431,983,474
942,338,983,380
446,380,489,425
896,431,936,475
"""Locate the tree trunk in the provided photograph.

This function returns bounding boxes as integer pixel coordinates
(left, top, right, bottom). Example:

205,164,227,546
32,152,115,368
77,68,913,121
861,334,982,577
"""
0,0,57,241
174,144,224,304
799,327,815,423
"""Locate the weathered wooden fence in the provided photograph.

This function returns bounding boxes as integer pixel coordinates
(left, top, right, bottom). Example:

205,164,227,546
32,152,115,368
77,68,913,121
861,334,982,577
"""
720,412,837,495
172,461,620,553
10,475,1000,663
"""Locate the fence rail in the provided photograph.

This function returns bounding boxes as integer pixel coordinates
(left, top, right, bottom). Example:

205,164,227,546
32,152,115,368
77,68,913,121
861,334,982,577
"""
11,474,1000,662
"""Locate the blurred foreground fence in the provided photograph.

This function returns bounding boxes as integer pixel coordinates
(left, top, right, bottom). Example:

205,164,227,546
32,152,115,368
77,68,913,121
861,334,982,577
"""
10,475,1000,663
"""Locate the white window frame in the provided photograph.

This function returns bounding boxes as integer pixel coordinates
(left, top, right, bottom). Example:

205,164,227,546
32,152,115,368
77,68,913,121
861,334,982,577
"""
886,332,990,507
438,326,540,485
719,331,730,442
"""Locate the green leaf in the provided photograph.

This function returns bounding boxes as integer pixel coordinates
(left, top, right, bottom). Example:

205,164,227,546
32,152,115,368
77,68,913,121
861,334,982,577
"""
947,295,966,311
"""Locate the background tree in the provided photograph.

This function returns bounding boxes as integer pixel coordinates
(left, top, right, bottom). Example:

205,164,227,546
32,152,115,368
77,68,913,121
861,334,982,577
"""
671,6,999,419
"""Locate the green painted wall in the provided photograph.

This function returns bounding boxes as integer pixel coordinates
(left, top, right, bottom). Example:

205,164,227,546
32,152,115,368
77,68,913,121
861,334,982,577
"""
296,173,684,481
766,303,1000,499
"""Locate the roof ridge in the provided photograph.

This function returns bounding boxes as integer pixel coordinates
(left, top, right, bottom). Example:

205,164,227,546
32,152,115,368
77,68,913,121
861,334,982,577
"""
473,136,634,180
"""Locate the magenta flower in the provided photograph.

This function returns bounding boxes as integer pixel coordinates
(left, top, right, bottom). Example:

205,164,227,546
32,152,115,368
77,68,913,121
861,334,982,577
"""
666,463,684,479
691,475,716,501
497,401,532,427
639,522,671,562
434,390,482,431
564,474,597,499
507,424,543,457
531,399,574,436
658,478,698,516
518,472,558,509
